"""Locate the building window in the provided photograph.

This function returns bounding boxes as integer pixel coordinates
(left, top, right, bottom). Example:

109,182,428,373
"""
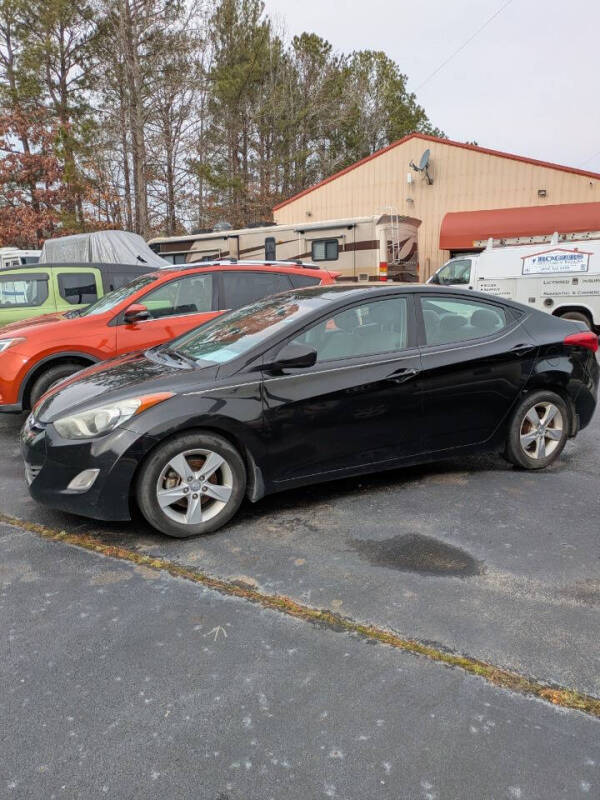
311,238,339,261
161,253,188,265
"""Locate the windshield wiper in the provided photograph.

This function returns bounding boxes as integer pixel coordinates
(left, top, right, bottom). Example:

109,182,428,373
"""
162,346,197,367
63,307,86,319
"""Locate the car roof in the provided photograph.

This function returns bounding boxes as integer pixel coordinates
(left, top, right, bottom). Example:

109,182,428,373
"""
0,262,153,274
283,282,530,312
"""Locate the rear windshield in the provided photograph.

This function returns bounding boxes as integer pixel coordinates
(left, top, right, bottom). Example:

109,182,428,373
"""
79,274,158,316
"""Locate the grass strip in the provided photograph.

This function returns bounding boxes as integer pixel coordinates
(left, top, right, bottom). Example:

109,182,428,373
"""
2,510,599,719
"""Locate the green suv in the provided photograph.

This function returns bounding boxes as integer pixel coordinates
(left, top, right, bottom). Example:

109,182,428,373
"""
0,262,155,327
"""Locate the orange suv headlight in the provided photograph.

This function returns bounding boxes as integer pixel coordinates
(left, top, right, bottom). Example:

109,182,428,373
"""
0,337,26,353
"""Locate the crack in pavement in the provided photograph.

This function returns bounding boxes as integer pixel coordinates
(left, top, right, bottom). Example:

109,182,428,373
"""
1,509,599,720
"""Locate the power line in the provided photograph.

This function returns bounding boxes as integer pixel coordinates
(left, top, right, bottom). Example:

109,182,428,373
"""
415,0,515,92
581,148,600,167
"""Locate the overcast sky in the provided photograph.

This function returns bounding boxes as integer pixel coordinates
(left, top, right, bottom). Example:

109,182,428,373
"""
264,0,600,173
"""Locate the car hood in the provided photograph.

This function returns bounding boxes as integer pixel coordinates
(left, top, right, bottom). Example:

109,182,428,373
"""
0,311,70,336
34,350,220,423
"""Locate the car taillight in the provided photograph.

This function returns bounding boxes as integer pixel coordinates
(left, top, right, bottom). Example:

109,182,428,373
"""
564,331,599,353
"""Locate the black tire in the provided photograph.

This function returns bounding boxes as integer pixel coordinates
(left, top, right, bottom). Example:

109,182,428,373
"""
504,390,569,470
136,431,247,538
559,310,592,329
29,362,84,408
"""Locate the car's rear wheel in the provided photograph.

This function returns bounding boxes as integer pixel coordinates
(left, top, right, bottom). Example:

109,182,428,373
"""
29,362,84,408
558,310,592,329
136,432,247,537
505,390,568,469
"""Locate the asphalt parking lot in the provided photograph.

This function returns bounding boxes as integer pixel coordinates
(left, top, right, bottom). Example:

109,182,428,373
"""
1,407,599,797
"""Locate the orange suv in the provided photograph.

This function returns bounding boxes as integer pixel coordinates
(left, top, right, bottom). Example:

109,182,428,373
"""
0,260,338,412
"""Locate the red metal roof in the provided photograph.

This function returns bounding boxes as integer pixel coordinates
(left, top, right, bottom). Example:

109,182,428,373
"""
439,202,600,250
273,133,600,212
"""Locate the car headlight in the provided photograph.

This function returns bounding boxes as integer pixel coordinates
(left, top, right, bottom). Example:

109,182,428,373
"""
0,337,26,353
53,392,173,439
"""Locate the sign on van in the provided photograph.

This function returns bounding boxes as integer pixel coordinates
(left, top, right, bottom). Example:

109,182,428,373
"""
522,247,591,275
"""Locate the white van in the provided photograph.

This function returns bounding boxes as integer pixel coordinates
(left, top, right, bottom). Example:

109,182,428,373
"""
428,232,600,329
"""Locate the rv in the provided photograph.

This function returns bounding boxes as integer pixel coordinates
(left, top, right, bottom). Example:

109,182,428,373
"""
0,248,41,270
148,214,421,282
428,231,600,329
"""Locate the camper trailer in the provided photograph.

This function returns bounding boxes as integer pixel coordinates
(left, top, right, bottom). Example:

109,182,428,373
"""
148,214,421,282
0,248,41,270
428,230,600,329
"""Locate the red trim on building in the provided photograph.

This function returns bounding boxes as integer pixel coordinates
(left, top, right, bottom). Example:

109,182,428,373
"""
439,202,600,250
273,134,600,212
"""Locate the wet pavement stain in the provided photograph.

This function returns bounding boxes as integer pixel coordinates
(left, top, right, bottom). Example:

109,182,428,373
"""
559,579,600,607
351,533,484,577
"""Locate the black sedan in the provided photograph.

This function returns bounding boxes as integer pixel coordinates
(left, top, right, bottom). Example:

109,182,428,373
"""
21,284,599,537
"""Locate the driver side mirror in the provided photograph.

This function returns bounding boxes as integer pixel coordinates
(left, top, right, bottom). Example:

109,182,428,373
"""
427,272,440,285
124,303,151,325
262,342,317,372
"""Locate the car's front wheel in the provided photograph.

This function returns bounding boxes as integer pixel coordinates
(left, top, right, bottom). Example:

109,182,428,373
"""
136,431,247,537
29,362,85,408
505,390,569,469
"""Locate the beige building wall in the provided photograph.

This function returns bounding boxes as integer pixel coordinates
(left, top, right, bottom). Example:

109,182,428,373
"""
273,137,600,279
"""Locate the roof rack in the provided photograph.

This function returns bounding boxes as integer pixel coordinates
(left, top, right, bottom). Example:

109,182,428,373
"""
174,258,322,271
475,230,600,248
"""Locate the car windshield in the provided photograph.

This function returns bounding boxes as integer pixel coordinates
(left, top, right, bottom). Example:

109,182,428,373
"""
79,274,158,317
171,291,332,365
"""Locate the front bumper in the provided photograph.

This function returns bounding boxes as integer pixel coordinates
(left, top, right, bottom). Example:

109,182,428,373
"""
21,415,156,521
0,350,29,411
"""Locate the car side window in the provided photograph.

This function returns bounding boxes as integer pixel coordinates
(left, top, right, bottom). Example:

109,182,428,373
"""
435,259,472,286
57,272,98,305
420,296,507,346
0,275,49,307
220,271,292,310
290,297,409,363
110,270,144,291
140,274,214,319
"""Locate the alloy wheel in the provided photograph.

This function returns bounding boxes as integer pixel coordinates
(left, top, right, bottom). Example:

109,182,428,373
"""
519,401,564,460
155,448,234,525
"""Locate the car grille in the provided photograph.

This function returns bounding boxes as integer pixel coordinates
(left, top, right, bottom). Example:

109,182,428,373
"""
22,413,47,484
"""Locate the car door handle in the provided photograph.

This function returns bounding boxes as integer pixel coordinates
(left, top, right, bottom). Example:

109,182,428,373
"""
511,344,535,356
391,368,420,384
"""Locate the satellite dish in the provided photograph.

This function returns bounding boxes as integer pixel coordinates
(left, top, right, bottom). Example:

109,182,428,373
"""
409,148,433,185
418,149,430,171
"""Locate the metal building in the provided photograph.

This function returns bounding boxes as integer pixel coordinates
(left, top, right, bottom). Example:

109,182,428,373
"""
273,133,600,280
